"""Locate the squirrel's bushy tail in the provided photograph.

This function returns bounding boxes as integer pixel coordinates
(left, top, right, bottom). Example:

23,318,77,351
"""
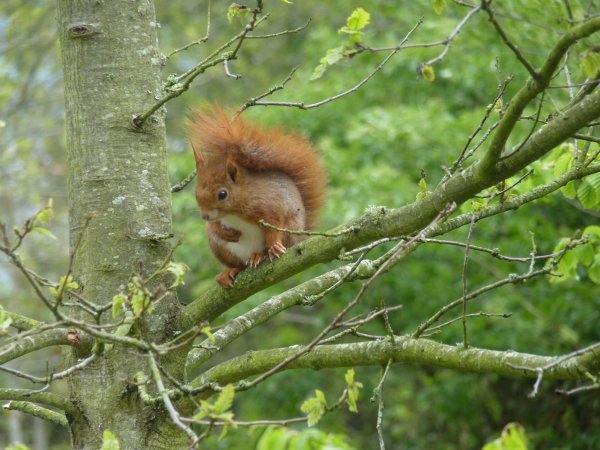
188,107,326,229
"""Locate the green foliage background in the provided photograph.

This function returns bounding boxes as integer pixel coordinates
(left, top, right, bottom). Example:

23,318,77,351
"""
0,0,598,448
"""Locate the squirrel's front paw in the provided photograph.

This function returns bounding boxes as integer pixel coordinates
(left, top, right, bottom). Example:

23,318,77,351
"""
212,222,241,242
267,241,287,261
215,268,242,288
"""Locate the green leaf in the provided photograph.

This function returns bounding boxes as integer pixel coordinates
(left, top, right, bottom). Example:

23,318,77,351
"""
554,253,578,282
421,64,435,82
344,369,363,413
130,290,148,317
129,280,152,317
483,423,528,450
226,4,238,24
312,8,372,81
31,227,57,241
112,293,126,319
33,198,54,226
323,47,345,66
202,325,216,343
579,173,600,208
583,225,600,240
310,63,327,81
226,4,249,25
547,238,575,282
218,415,234,440
577,180,598,209
344,369,355,385
471,199,484,211
165,261,190,288
193,402,209,420
194,385,236,425
581,50,600,78
100,430,120,450
560,180,577,199
311,46,345,81
300,390,327,427
314,389,327,404
344,8,370,32
213,384,235,414
588,254,600,284
32,226,57,240
6,444,31,450
574,243,595,267
256,427,293,450
50,275,80,297
0,305,12,335
553,151,573,177
432,0,448,15
416,190,431,200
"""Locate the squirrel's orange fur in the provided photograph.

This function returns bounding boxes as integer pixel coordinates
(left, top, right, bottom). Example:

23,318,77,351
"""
188,107,326,287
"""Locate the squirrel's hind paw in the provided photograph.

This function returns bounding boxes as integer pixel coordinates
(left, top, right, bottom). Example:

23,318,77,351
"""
247,242,286,268
268,242,287,261
216,268,242,288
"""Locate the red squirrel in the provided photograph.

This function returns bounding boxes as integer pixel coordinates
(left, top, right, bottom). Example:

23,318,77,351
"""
188,107,326,288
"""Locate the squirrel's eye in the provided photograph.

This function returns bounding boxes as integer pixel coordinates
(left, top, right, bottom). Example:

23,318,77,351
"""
217,189,228,201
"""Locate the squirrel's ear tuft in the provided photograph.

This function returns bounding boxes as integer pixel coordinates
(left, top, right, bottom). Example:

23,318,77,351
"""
192,142,204,166
226,160,239,183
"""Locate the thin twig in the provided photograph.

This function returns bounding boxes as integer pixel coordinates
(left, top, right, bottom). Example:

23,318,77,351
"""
573,133,600,145
148,353,198,442
421,311,511,335
447,77,512,176
373,359,392,450
167,0,212,58
481,0,539,79
237,67,298,115
507,342,600,397
258,220,359,238
500,90,546,161
223,58,241,79
134,6,267,128
556,383,600,395
245,18,311,39
423,6,482,66
461,215,476,348
419,236,568,263
250,19,423,110
485,169,534,200
413,267,552,338
171,168,197,193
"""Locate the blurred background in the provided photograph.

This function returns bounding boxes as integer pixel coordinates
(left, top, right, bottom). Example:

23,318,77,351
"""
1,0,599,448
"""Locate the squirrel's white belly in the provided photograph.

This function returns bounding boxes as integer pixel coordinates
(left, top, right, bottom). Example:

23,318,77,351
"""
219,214,265,262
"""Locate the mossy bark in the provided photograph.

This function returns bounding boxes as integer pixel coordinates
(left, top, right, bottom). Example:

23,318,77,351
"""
56,1,187,448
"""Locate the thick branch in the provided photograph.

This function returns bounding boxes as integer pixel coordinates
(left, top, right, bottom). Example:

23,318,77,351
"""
0,328,83,364
4,309,42,331
185,258,378,372
191,338,597,390
479,16,600,171
185,162,600,371
0,388,83,423
2,400,68,427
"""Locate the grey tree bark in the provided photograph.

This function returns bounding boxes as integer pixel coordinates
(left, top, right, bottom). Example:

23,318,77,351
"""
56,1,188,447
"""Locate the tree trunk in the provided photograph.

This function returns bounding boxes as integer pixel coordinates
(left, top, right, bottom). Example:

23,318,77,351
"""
56,1,187,447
